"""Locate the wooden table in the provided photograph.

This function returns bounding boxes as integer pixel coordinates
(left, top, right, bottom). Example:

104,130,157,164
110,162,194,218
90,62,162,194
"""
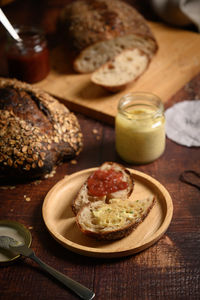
0,1,200,299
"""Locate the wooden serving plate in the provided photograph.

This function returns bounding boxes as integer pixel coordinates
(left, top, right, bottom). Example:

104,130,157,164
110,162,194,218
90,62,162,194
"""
42,168,173,258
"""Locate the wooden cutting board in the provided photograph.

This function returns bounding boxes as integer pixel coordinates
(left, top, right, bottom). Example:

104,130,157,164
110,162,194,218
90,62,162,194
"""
34,21,200,125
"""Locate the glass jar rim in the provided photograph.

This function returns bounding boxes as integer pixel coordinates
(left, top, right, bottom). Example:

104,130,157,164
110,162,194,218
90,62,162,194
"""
118,92,164,120
6,25,45,45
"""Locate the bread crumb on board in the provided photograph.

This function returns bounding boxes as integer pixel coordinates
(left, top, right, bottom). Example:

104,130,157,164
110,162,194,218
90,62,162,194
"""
44,166,57,178
24,195,31,202
33,179,42,185
0,185,16,190
92,129,98,134
92,128,101,140
70,159,77,165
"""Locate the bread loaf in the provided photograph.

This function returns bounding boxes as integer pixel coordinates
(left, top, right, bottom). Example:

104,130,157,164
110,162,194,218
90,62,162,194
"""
0,78,83,182
91,48,149,92
72,162,134,215
59,0,158,73
76,196,155,240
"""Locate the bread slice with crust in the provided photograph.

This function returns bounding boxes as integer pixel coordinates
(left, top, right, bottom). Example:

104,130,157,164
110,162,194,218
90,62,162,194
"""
59,0,158,73
74,34,155,74
91,48,149,92
76,196,156,240
72,162,134,215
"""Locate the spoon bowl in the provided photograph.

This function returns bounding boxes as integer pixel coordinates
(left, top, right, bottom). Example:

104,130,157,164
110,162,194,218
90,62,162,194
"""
0,220,32,263
0,221,95,300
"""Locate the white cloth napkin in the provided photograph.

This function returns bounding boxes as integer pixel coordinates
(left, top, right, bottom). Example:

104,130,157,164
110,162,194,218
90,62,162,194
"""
180,0,200,31
165,100,200,147
151,0,200,31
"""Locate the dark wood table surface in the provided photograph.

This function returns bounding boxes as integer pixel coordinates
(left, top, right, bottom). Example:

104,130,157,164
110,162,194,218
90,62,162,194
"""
0,1,200,299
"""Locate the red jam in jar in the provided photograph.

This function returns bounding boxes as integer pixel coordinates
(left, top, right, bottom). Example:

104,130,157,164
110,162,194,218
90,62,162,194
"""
6,26,50,83
87,168,128,197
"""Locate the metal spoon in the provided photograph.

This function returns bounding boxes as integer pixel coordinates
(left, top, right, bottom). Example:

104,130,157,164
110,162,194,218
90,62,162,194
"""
0,8,22,42
0,235,95,300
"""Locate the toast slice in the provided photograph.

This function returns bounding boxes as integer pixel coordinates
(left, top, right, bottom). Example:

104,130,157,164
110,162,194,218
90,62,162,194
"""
76,196,156,240
91,49,149,92
72,162,134,215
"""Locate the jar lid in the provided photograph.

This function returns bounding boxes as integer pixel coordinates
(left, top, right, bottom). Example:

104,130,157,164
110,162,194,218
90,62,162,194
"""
0,220,32,264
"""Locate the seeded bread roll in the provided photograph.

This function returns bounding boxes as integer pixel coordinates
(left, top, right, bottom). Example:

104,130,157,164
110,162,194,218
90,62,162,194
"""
72,162,134,215
91,48,149,92
59,0,158,73
76,196,156,240
0,77,83,182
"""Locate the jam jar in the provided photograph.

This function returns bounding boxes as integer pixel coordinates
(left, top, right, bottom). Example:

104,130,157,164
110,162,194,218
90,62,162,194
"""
115,92,166,164
6,26,50,83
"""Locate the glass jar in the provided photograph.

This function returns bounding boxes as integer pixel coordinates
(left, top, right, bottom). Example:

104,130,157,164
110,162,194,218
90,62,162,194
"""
115,92,166,164
5,25,50,83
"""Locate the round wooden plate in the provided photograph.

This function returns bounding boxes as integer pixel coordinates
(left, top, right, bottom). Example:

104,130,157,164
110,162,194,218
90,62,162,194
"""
42,168,173,258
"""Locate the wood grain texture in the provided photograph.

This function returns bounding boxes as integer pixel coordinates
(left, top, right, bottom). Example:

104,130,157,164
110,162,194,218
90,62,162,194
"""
0,1,200,299
34,22,200,124
42,168,173,257
1,108,200,299
0,111,200,299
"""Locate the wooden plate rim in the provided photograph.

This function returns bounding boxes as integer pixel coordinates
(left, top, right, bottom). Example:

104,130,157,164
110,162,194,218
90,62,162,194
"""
42,168,173,258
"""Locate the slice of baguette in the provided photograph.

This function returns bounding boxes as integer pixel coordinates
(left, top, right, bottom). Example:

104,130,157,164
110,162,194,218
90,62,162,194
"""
91,48,149,92
72,162,134,215
76,196,156,240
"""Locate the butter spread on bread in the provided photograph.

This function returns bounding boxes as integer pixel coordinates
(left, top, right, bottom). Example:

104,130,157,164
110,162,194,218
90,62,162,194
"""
76,196,155,240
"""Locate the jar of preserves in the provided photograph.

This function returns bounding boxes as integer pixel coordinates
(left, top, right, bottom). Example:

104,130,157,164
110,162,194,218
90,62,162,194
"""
5,25,50,83
115,92,166,164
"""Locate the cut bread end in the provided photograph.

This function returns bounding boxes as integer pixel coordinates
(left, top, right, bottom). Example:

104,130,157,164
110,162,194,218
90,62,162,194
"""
91,49,149,92
76,196,156,240
74,34,157,74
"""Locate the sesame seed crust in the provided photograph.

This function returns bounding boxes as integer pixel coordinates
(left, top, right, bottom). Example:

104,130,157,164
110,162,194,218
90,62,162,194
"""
0,77,83,182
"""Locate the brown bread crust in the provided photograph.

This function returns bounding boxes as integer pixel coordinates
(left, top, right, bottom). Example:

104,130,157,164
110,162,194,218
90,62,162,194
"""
59,0,157,53
76,197,156,240
0,77,83,182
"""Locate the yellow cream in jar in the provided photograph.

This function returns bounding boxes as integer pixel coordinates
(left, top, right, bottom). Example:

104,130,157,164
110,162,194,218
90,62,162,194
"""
115,93,166,164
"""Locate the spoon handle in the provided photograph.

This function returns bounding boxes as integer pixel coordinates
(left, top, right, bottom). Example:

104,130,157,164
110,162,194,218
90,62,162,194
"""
29,252,95,300
0,8,22,42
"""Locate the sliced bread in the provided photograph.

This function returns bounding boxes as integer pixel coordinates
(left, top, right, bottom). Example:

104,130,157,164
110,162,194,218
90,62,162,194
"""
74,35,155,74
59,0,158,73
71,162,134,215
76,196,156,240
91,48,149,92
